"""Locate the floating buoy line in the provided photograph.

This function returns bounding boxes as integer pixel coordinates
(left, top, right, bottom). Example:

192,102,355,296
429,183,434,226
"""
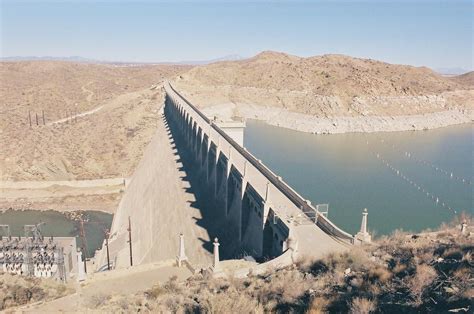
376,138,471,186
365,137,459,215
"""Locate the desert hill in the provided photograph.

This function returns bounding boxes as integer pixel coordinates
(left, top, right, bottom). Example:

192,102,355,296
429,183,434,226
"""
0,61,191,182
174,51,473,120
0,61,190,130
181,51,462,96
451,71,474,86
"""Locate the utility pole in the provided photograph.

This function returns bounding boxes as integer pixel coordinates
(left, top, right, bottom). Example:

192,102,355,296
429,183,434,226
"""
35,112,39,126
28,111,32,127
105,229,110,270
42,110,45,125
127,216,133,266
82,247,87,274
79,218,88,273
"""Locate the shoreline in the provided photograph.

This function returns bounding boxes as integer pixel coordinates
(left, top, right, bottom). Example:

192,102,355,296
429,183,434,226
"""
203,104,473,134
0,204,116,214
0,207,113,215
0,178,125,213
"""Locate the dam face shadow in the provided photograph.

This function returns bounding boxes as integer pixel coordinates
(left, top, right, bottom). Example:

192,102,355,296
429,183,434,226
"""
162,109,243,260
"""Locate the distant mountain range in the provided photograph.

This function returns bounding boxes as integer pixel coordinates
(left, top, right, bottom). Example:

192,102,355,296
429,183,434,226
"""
0,54,247,65
0,56,97,63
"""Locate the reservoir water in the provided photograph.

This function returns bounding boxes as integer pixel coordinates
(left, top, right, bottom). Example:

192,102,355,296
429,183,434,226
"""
244,121,473,236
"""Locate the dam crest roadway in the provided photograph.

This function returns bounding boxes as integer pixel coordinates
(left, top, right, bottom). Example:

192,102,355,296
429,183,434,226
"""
96,82,370,275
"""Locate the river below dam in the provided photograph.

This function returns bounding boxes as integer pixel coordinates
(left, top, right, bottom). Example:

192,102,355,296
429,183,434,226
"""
244,121,473,236
0,209,113,257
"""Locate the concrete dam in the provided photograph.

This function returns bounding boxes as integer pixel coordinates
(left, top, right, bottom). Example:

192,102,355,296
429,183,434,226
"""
96,82,371,273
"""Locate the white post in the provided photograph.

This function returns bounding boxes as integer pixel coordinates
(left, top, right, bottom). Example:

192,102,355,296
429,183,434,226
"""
360,208,368,234
177,233,188,267
355,208,371,244
461,220,467,235
77,250,86,282
212,238,221,273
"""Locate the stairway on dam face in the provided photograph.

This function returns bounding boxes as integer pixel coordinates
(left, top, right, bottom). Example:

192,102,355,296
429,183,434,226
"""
97,109,214,270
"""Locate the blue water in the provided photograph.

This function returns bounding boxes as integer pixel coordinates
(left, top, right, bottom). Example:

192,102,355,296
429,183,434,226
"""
244,121,473,236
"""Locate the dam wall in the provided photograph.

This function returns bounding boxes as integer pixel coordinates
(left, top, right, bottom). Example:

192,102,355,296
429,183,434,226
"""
95,104,213,270
164,82,353,259
96,82,354,271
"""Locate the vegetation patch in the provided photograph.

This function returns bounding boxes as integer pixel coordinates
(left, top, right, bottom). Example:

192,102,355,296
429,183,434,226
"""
89,216,473,313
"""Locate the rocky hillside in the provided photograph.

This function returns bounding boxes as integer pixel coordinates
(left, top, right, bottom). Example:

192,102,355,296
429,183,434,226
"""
174,51,473,118
451,71,474,87
0,62,191,181
181,51,462,96
0,61,190,129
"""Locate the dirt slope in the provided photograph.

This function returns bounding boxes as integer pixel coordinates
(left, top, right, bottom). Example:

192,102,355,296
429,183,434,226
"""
0,61,191,181
451,71,474,86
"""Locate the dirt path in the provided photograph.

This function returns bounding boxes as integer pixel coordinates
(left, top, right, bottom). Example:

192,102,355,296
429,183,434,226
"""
81,81,95,103
0,178,125,189
46,81,101,125
19,262,193,312
0,178,125,201
0,178,126,213
48,105,104,125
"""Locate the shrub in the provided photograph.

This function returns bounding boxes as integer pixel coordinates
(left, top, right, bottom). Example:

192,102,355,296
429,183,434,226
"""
145,284,166,299
199,288,262,314
163,275,181,294
368,266,392,284
408,264,437,305
349,297,377,314
307,296,331,314
87,293,111,308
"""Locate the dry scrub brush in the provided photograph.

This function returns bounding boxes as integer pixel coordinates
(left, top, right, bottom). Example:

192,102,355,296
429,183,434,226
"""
77,215,473,313
0,273,73,311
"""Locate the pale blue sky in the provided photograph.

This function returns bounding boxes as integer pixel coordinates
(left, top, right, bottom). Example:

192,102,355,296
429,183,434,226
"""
1,0,472,70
